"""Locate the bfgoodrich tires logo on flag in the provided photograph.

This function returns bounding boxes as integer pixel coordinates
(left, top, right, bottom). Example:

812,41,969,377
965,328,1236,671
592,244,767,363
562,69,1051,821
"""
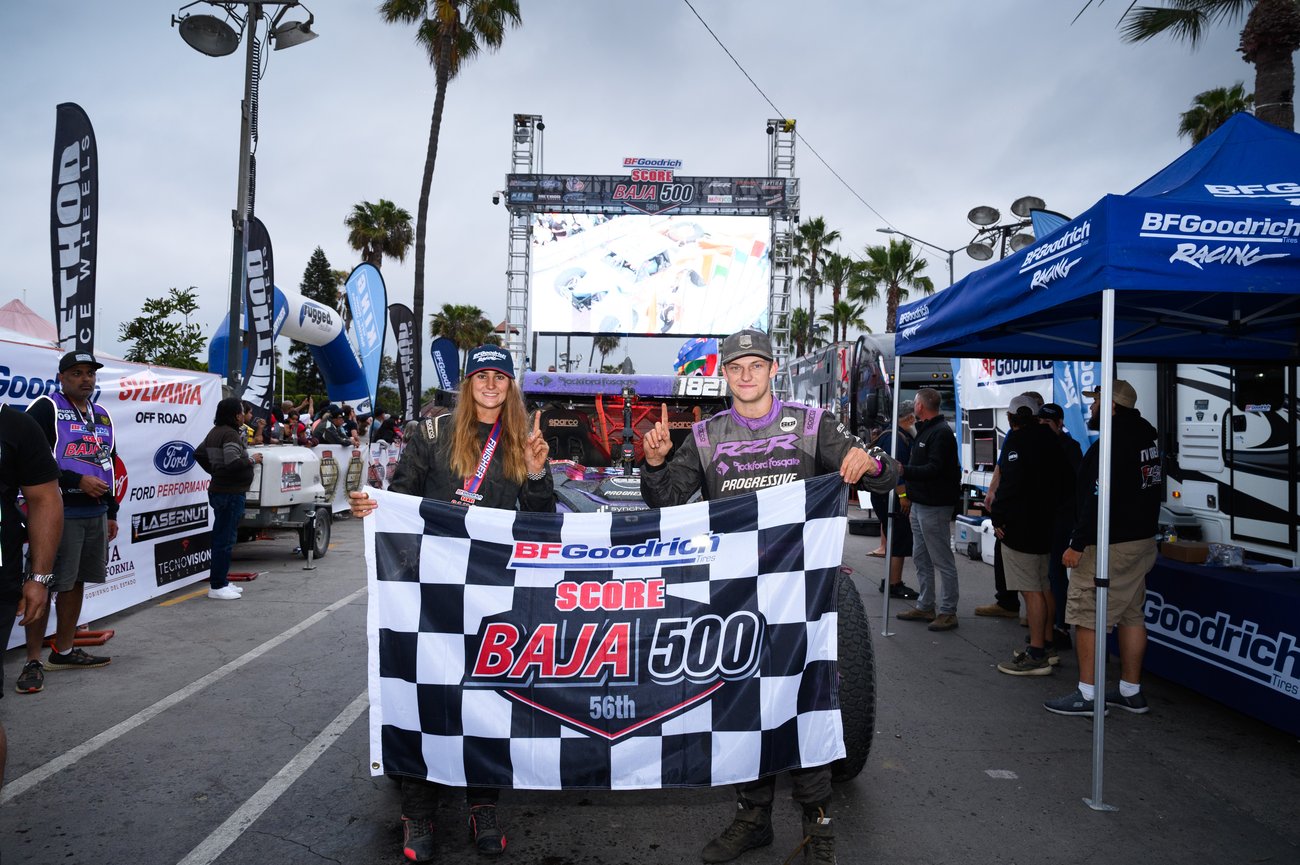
365,474,850,790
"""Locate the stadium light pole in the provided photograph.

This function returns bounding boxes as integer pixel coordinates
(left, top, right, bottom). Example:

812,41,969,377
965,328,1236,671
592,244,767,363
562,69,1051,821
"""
172,0,317,392
875,228,957,287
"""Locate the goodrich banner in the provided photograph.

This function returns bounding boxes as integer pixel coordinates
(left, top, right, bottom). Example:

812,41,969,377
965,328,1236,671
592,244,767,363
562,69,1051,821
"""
49,102,98,353
365,473,848,790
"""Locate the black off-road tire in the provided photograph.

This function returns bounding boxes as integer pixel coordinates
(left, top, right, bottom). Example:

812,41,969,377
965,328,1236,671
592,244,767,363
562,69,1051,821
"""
832,569,876,783
299,508,331,559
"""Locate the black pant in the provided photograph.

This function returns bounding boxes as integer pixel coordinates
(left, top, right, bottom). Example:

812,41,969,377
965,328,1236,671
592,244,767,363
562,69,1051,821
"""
738,766,831,812
400,778,499,819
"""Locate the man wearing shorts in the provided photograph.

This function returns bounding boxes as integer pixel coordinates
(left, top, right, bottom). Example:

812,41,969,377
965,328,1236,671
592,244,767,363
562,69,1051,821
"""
1045,380,1161,716
17,352,117,694
991,396,1073,676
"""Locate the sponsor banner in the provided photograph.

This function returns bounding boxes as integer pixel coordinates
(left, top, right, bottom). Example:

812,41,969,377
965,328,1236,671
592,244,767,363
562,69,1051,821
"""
429,337,459,392
366,474,848,790
50,102,98,353
3,339,222,648
346,263,387,413
154,532,213,587
505,174,795,216
239,217,276,422
956,358,1054,411
388,303,417,419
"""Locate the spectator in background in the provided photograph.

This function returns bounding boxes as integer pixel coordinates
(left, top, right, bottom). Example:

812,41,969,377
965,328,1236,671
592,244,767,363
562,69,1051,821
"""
195,398,263,601
1037,403,1084,649
19,352,118,694
896,387,962,632
871,410,919,600
1045,380,1162,716
992,396,1074,676
371,407,399,444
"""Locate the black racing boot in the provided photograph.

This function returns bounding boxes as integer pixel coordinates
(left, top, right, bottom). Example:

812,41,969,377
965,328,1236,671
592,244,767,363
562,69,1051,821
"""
468,804,506,856
401,815,436,863
800,808,836,864
700,799,774,863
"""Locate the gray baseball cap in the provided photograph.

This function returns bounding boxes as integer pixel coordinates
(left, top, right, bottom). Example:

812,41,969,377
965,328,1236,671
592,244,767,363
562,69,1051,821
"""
719,329,774,365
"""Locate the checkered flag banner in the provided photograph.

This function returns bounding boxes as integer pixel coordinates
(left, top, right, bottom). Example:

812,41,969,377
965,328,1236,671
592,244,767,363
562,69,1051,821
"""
365,472,849,790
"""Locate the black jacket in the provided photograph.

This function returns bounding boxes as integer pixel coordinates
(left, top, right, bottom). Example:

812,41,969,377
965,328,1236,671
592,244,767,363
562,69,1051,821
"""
1069,407,1162,550
390,414,555,512
197,424,256,494
990,422,1074,554
903,414,960,508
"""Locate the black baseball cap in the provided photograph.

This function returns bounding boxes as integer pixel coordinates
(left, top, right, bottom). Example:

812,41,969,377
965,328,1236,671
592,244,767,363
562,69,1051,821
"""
58,351,103,373
1037,403,1065,421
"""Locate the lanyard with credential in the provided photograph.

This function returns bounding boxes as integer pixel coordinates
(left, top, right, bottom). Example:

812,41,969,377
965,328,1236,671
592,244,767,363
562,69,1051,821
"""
454,419,502,506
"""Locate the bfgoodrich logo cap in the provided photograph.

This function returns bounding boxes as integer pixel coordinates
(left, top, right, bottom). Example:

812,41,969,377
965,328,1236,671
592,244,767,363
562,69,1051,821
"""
464,346,515,379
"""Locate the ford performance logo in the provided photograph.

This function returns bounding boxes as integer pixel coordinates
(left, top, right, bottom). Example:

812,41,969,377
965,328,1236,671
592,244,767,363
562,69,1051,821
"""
153,441,196,475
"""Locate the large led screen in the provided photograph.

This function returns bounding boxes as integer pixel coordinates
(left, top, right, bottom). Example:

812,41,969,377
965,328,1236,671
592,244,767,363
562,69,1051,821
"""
530,213,771,337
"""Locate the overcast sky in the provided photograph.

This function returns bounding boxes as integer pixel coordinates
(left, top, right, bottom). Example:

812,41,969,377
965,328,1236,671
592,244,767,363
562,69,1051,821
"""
2,1,1261,382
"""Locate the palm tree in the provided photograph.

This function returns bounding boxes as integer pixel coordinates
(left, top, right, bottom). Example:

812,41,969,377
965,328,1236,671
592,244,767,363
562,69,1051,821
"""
344,199,414,268
1179,82,1255,142
380,0,522,398
858,239,936,333
1093,0,1300,131
787,308,812,358
430,303,494,372
794,217,841,329
820,300,869,343
590,335,621,371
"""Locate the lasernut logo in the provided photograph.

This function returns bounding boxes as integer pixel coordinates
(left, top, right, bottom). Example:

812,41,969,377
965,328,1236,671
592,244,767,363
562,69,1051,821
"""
509,534,721,570
1145,591,1300,699
1019,221,1091,274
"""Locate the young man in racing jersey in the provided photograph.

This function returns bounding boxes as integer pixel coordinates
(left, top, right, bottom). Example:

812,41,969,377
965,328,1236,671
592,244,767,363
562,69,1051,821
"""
641,328,897,864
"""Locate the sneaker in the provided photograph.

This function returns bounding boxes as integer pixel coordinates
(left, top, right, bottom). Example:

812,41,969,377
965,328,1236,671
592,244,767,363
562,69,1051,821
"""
15,660,44,693
888,582,920,600
998,651,1052,676
928,613,959,632
46,647,111,669
208,586,242,600
1044,690,1108,717
1105,689,1151,714
895,607,936,622
701,801,773,863
801,809,836,864
401,815,436,863
1016,639,1060,666
974,603,1018,618
227,584,244,594
467,804,506,856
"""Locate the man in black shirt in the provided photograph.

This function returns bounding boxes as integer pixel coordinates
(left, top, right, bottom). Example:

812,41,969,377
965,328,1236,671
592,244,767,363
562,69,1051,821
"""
1045,380,1162,716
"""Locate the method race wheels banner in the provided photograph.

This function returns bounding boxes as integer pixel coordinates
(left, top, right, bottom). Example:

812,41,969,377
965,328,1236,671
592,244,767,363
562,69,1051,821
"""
365,473,849,789
50,102,98,353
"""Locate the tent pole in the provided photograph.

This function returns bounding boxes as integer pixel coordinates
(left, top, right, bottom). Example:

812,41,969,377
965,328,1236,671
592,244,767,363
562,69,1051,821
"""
878,353,901,637
1085,288,1118,812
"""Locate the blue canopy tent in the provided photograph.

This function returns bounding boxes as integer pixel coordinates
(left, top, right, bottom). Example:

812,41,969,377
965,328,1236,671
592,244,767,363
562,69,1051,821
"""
894,114,1300,808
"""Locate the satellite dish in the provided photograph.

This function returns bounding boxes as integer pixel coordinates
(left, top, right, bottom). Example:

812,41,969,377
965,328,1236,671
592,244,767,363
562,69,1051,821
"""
1009,232,1036,252
178,13,240,57
967,206,1000,226
966,241,994,261
1010,196,1047,218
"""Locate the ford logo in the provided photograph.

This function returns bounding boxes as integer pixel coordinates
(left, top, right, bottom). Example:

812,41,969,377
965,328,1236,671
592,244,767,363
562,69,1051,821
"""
153,441,196,475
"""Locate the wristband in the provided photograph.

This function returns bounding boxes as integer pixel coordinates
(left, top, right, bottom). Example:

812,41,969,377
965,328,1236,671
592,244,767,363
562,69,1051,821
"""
26,573,56,588
898,492,908,498
526,470,547,481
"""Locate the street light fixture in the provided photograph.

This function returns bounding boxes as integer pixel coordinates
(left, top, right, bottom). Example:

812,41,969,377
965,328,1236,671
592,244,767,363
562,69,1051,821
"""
172,0,317,392
875,227,958,287
966,196,1046,262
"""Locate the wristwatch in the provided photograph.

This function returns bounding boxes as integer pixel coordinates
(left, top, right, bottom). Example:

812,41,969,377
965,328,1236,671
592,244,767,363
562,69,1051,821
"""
26,573,56,588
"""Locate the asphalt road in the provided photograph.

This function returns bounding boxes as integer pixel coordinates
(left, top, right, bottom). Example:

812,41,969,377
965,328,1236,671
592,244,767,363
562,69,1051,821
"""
1,507,1296,865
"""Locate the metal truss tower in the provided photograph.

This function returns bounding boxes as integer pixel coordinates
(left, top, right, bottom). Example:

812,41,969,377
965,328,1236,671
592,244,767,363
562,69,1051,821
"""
504,113,544,372
767,118,798,396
